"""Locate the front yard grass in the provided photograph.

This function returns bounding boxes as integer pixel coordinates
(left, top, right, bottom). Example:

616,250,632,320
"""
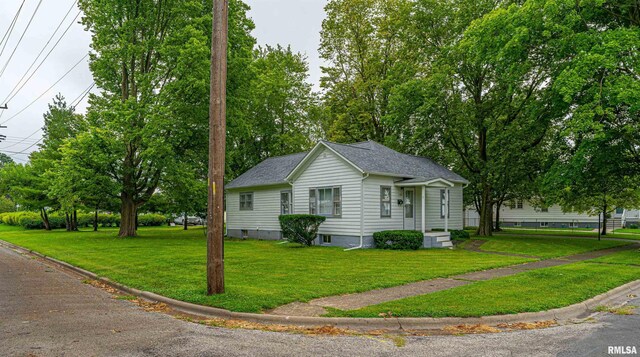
499,228,640,240
327,262,640,318
0,225,532,313
588,249,640,266
476,235,629,258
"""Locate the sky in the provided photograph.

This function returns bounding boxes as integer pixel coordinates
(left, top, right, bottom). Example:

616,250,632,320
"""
0,0,327,163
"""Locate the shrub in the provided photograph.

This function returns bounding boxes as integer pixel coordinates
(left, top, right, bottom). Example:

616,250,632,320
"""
628,224,639,229
373,230,423,250
98,213,120,227
138,213,166,227
278,214,326,246
450,229,470,240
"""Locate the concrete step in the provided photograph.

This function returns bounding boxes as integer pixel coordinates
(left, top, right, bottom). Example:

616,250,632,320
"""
440,241,453,248
436,235,452,242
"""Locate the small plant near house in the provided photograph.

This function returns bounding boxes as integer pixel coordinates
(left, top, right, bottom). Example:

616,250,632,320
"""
278,214,326,247
450,229,470,240
373,230,423,250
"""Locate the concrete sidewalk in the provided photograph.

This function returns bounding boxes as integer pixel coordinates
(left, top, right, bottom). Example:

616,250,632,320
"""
270,243,639,316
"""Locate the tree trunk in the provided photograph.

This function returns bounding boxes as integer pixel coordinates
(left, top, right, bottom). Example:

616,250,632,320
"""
494,201,502,232
476,186,494,236
40,208,51,231
183,212,188,230
73,210,78,231
65,212,71,231
601,204,608,236
119,195,137,237
93,208,99,232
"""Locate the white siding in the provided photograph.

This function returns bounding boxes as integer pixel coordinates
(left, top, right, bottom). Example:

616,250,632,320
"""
292,147,363,236
226,184,290,232
363,175,404,235
424,185,464,231
465,201,600,226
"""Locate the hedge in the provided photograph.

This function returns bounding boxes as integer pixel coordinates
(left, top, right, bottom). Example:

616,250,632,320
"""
373,230,423,250
450,229,470,240
278,214,326,246
0,211,166,229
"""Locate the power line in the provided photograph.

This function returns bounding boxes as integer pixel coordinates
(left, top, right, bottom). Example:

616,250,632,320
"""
0,0,45,80
71,82,95,108
0,127,42,150
0,53,89,126
0,0,26,59
2,3,80,105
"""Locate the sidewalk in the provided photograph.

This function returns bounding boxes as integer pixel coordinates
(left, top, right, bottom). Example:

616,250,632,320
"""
269,243,639,316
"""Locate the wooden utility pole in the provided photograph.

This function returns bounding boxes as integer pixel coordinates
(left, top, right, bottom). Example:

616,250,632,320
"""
207,0,229,295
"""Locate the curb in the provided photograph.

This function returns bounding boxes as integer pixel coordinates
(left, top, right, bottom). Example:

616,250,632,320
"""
2,239,639,331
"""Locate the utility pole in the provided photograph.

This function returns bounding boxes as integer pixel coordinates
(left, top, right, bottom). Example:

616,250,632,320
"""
207,0,229,295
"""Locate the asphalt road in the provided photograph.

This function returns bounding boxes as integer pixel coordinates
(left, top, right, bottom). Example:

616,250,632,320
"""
1,245,638,357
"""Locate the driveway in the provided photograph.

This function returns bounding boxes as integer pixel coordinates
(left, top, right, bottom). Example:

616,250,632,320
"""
0,245,638,357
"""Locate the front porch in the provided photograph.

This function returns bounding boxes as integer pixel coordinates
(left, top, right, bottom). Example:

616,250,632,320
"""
395,178,456,248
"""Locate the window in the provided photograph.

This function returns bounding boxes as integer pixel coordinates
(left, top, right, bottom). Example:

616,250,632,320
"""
569,222,578,228
309,187,341,217
440,189,450,219
541,207,549,213
404,189,414,219
513,221,521,227
380,186,391,217
616,207,624,214
280,191,292,215
239,192,253,211
320,234,332,244
517,200,524,209
509,201,516,209
540,222,549,228
241,229,248,238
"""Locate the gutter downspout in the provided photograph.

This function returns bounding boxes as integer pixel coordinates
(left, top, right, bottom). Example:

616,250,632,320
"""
345,172,369,251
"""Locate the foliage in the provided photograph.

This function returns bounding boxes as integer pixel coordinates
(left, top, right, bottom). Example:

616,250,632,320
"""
373,230,423,250
450,230,470,240
0,153,14,168
138,214,167,227
278,214,327,246
0,196,15,213
0,211,122,229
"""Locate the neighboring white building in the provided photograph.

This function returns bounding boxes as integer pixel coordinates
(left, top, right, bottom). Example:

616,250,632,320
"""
226,140,469,248
465,199,640,229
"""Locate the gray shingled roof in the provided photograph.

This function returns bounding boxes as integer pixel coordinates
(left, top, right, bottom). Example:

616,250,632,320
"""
226,141,468,189
226,152,308,189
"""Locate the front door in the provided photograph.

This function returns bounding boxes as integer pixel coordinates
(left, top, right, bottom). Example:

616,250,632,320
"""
404,188,415,230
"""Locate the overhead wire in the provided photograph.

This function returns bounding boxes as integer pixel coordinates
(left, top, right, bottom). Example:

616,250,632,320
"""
0,0,26,59
0,0,45,80
0,53,89,126
2,2,80,105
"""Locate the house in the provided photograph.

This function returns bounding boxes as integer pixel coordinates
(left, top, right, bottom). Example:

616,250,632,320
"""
464,199,638,230
226,140,469,248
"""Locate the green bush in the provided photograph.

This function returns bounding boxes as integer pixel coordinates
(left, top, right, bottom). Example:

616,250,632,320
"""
278,214,326,246
628,224,639,229
98,213,120,227
138,213,166,227
374,230,423,250
450,229,470,240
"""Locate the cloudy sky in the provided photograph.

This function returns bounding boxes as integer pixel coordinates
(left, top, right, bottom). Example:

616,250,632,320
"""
0,0,327,163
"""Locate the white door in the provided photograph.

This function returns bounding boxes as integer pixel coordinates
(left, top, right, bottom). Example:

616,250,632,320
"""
404,188,415,230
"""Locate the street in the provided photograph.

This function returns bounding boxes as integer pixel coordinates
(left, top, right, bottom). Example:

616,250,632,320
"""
1,245,638,357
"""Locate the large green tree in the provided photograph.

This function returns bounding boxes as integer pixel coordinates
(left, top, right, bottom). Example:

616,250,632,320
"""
319,0,414,143
78,0,255,236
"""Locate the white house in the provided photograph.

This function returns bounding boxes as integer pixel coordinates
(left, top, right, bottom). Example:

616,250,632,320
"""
465,199,639,230
226,140,469,248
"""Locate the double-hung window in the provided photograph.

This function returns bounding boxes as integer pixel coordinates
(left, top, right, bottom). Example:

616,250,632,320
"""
380,186,391,217
239,192,253,211
309,186,341,217
280,191,292,215
440,189,450,219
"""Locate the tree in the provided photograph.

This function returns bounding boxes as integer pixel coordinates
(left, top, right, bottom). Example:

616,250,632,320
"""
0,153,14,168
319,0,414,143
387,0,569,236
0,163,56,230
544,130,640,235
78,0,254,237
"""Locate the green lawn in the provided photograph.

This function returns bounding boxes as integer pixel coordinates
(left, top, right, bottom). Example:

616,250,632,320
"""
588,249,640,266
327,262,640,318
614,228,640,234
499,228,640,240
0,225,532,313
476,235,629,258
